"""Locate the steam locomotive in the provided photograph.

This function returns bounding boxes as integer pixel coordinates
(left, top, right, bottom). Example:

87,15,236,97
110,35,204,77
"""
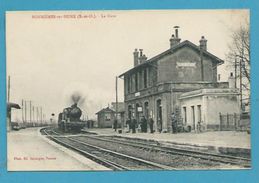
58,103,85,132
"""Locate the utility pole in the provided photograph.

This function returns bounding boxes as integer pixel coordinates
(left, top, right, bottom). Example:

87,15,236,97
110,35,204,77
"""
36,107,39,123
32,106,34,122
43,114,45,123
40,107,43,123
115,76,118,121
240,57,243,111
22,99,24,123
29,101,32,123
24,100,27,123
234,57,237,88
240,33,244,112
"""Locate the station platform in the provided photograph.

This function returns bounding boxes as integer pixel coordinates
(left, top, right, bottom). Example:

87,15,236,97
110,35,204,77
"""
84,128,251,157
7,127,110,171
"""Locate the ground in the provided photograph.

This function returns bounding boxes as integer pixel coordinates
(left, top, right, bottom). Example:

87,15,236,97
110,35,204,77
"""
7,127,251,171
7,127,109,171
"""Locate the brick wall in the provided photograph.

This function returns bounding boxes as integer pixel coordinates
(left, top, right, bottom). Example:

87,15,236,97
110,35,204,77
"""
157,46,216,83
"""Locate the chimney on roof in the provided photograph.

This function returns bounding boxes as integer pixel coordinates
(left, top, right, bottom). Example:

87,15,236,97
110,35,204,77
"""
139,49,143,57
133,48,147,66
199,36,207,51
139,49,147,64
170,26,181,48
133,48,139,67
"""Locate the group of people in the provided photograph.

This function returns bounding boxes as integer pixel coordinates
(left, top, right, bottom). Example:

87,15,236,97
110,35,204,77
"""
125,116,154,134
114,112,178,134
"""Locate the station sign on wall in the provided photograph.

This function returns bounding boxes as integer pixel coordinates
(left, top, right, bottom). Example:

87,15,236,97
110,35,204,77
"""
137,107,143,112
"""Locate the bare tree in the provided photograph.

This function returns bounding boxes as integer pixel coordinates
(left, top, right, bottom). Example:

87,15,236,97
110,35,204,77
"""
226,21,250,110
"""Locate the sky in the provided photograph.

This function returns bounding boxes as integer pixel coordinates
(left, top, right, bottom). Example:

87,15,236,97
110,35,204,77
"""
6,9,249,121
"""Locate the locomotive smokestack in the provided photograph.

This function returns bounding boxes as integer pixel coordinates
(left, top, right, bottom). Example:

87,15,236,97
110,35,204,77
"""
68,91,85,108
71,91,83,105
72,103,78,108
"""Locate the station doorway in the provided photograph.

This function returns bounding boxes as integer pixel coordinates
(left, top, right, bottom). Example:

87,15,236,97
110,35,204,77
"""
156,99,162,132
128,105,132,120
144,102,149,118
191,106,195,130
136,103,140,123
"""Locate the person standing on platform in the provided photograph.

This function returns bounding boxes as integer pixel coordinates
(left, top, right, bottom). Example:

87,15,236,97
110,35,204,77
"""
157,119,162,133
143,116,147,133
140,116,144,132
171,113,177,134
126,118,131,133
132,118,137,133
149,117,154,133
113,119,118,132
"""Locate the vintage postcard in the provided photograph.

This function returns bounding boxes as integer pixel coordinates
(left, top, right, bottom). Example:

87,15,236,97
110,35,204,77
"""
6,10,250,171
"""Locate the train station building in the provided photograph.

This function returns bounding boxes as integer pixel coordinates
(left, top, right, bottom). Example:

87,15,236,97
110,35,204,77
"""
7,102,21,131
119,27,241,133
96,102,125,128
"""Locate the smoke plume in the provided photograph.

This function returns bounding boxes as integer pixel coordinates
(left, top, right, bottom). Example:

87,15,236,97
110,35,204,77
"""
70,91,85,106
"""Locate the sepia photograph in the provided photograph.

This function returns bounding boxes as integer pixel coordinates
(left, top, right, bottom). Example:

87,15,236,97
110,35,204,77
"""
6,9,250,171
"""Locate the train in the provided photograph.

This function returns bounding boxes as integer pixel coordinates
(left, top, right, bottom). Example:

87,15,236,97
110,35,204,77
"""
58,103,86,132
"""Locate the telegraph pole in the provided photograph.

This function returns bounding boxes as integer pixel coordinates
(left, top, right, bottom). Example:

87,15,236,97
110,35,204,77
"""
29,101,32,123
240,32,245,112
36,107,39,123
22,99,24,123
239,57,243,111
115,76,118,120
24,100,27,123
234,57,237,88
43,114,45,123
40,107,43,123
32,106,34,122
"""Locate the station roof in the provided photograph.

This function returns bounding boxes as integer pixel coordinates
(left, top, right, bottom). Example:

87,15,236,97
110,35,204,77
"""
179,88,240,100
119,40,224,78
95,107,115,115
7,102,21,111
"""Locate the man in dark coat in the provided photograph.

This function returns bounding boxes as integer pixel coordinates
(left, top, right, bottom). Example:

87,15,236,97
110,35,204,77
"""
131,118,137,133
171,113,177,134
140,116,144,132
113,119,118,132
149,117,154,133
143,116,147,132
126,118,131,133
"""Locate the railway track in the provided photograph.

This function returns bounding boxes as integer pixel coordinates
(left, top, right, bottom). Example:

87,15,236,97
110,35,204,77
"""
41,128,251,169
74,135,251,168
41,128,175,170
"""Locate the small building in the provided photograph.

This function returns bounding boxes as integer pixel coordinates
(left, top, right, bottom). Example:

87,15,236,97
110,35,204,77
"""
96,103,125,128
179,88,240,131
7,102,21,131
96,107,115,128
